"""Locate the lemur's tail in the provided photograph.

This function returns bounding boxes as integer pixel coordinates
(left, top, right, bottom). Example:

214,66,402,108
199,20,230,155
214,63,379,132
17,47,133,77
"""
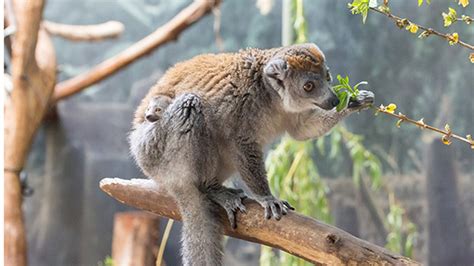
163,93,223,265
175,185,223,266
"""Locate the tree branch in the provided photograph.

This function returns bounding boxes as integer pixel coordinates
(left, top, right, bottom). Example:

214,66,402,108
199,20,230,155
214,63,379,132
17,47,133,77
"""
369,6,474,51
10,0,44,80
52,0,220,103
374,105,474,148
42,20,125,41
5,1,56,265
100,178,420,265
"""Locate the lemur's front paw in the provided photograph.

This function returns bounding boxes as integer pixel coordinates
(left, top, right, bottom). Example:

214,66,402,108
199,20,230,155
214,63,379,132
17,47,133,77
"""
207,187,247,229
348,90,374,109
256,195,294,221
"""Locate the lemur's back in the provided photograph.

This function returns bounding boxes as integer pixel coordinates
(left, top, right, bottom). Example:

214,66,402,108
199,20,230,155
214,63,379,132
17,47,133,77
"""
133,49,283,141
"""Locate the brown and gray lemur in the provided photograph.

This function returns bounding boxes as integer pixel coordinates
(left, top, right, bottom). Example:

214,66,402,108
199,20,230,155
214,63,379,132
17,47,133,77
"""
129,43,374,266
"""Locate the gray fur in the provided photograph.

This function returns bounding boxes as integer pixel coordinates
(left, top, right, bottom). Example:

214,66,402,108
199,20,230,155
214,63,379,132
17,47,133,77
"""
128,44,374,266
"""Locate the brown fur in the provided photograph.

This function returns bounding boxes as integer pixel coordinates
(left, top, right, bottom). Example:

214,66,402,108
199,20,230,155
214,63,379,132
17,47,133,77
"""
134,49,272,125
129,43,374,266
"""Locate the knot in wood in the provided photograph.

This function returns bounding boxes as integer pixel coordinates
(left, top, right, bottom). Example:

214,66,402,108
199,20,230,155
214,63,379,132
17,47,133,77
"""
325,233,342,252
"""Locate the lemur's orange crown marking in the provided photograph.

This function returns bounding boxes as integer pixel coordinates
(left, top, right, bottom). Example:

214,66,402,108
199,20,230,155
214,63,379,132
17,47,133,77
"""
286,45,325,73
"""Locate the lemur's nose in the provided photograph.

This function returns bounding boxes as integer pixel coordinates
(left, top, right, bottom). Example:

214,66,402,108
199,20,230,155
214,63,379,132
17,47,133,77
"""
146,114,159,122
331,98,340,108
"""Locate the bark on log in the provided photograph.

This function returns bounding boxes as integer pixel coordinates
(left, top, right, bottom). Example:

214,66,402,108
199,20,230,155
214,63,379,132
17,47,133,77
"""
100,178,419,265
52,0,220,102
112,212,161,266
42,21,125,41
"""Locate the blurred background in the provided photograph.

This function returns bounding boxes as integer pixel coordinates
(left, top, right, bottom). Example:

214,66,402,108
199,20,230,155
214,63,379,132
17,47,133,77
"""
12,0,473,265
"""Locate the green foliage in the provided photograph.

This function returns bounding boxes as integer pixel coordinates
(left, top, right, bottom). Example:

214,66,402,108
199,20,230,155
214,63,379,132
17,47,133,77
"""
332,127,382,189
97,256,114,266
385,195,418,257
332,75,367,112
292,0,308,43
324,127,418,257
348,0,377,23
261,1,426,264
259,246,280,266
266,137,332,222
442,7,458,27
262,137,331,265
418,0,431,6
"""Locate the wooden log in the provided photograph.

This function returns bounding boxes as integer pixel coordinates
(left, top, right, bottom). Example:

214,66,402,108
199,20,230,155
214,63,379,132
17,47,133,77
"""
52,0,221,102
42,20,125,41
100,178,420,265
112,212,161,266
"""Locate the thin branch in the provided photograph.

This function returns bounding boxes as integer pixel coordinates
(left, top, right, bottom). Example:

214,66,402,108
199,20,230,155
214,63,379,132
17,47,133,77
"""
52,0,221,103
369,7,474,51
100,177,420,265
42,20,125,42
374,105,474,148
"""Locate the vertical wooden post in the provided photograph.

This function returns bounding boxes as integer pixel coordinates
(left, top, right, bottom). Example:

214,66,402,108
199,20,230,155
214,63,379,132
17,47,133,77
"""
112,211,162,266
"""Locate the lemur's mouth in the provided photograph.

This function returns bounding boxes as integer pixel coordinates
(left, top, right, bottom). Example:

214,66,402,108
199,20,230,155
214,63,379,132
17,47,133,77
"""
313,102,334,111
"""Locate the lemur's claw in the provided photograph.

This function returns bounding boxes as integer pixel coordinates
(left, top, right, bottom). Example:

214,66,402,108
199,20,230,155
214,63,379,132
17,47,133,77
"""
207,187,247,229
348,90,374,109
257,196,293,221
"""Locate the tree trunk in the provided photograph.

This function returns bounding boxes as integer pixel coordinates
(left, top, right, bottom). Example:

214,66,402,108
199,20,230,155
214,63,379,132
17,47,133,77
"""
426,140,473,265
112,212,161,266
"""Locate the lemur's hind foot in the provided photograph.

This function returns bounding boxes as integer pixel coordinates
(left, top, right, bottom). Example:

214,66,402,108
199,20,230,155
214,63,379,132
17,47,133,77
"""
206,186,247,229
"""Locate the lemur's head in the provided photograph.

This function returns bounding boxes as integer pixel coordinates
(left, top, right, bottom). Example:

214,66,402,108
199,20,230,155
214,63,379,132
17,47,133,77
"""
145,95,172,122
264,43,339,113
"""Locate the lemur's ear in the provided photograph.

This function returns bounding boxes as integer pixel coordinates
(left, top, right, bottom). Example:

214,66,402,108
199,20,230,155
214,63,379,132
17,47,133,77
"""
264,58,288,81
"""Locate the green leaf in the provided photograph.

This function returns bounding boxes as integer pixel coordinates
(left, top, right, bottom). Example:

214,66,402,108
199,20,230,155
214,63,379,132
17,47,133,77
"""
353,81,368,94
332,84,345,92
342,75,350,87
336,91,349,112
348,0,371,23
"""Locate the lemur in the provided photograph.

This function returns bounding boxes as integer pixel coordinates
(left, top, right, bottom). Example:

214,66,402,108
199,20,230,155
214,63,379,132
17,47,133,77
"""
129,43,374,266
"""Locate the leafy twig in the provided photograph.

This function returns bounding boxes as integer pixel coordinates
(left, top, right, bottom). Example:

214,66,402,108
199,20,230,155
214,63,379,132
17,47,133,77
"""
332,75,366,112
374,104,474,149
368,6,474,51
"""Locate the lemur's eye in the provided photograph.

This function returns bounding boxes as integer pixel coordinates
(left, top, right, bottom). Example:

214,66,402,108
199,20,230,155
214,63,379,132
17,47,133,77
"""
303,82,314,92
156,108,162,112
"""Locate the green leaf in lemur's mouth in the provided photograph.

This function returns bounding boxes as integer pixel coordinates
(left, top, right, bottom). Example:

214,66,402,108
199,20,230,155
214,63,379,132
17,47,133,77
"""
332,74,368,112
